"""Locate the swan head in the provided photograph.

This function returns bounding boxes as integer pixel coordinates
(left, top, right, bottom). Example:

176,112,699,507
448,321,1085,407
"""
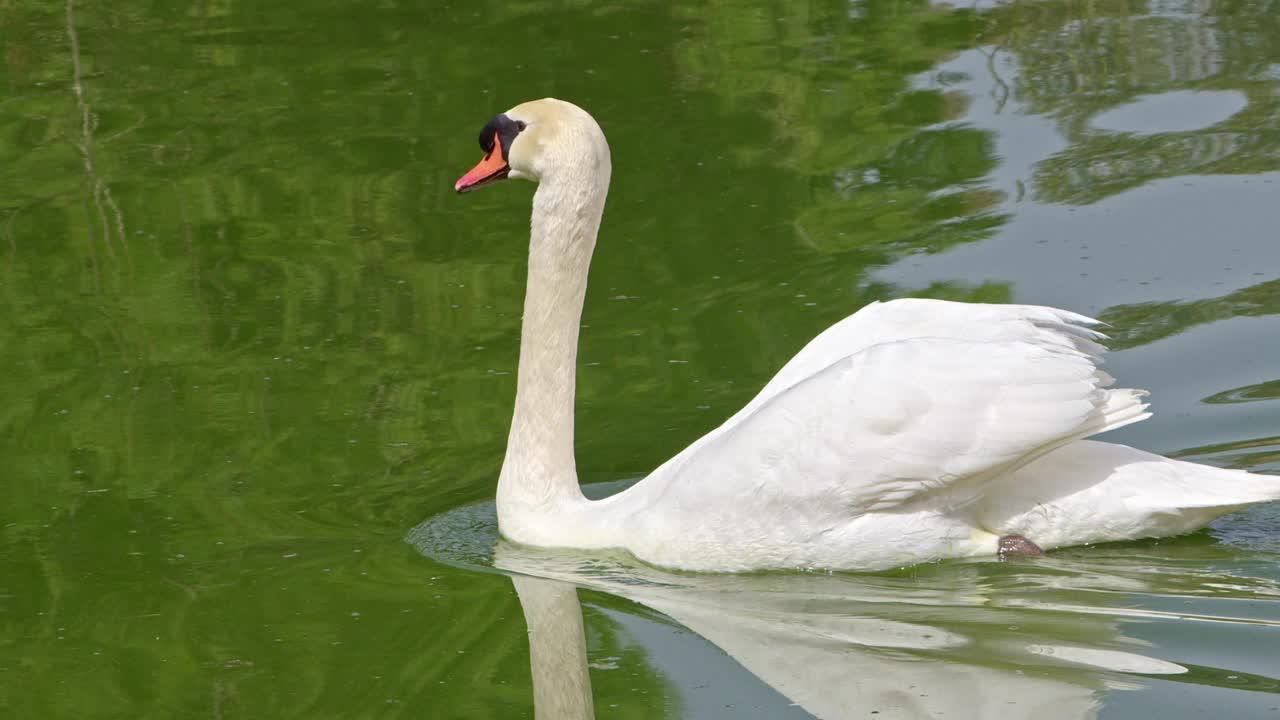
455,98,610,193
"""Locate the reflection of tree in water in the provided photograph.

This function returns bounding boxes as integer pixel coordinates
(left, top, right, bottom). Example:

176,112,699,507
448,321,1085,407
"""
990,0,1280,203
1175,432,1280,469
1099,277,1280,349
672,0,1010,257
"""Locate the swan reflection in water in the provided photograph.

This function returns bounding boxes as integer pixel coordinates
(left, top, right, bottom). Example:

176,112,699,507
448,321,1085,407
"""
493,538,1280,720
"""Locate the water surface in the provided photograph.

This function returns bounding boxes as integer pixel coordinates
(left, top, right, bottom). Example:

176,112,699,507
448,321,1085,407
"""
2,0,1278,718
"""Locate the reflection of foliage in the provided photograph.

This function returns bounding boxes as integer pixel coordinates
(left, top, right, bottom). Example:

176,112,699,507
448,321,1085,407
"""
672,0,1009,256
0,0,697,716
1173,434,1280,471
987,0,1280,204
1033,123,1280,204
1,494,539,718
1099,278,1280,349
1204,380,1280,405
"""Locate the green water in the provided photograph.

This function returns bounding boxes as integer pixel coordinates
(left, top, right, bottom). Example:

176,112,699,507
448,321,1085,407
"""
2,0,1279,718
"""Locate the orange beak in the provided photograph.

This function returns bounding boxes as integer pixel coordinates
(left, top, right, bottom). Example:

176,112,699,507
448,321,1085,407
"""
455,132,510,193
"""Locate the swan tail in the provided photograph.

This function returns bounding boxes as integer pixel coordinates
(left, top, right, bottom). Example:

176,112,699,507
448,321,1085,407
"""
1146,459,1280,508
984,442,1280,549
1118,458,1280,540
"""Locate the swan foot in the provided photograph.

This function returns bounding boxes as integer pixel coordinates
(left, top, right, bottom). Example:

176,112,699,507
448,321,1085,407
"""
997,534,1044,560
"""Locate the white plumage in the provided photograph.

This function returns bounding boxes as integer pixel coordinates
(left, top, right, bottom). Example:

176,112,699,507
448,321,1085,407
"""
456,98,1280,572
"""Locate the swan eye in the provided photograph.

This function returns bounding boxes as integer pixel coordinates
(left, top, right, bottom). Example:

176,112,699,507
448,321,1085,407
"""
477,114,527,161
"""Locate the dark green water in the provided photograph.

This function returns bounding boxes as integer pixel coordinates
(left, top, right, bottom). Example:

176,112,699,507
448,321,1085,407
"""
2,1,1279,718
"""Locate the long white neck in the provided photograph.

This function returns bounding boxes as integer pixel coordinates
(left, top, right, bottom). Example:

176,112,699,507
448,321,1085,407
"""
497,152,610,539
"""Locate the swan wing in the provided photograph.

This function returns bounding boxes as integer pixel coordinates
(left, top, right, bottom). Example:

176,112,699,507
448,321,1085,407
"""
641,328,1150,516
744,298,1109,417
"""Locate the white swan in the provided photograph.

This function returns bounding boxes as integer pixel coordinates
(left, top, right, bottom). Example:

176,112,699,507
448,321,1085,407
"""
455,97,1280,572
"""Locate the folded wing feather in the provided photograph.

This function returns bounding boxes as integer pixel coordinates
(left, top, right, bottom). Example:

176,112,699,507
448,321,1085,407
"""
643,301,1150,516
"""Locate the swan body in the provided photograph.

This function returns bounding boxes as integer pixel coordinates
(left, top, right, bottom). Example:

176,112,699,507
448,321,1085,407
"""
456,98,1280,572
